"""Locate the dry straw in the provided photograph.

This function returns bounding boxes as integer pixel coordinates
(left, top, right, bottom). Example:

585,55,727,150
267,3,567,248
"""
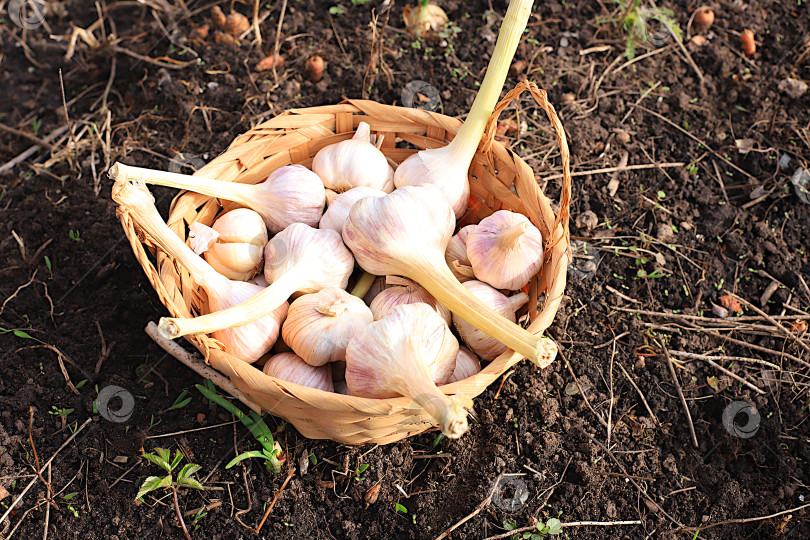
117,81,572,444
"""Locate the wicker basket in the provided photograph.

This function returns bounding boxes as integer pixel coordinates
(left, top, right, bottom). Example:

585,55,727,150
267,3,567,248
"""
117,81,572,445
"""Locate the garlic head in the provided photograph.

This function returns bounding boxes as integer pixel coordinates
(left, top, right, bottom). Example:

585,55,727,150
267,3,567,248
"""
312,122,394,194
393,151,470,219
319,186,387,233
190,208,268,281
466,210,544,290
346,303,471,438
260,165,326,234
448,347,482,383
282,287,374,366
452,280,529,360
445,225,475,282
369,276,451,324
263,352,334,392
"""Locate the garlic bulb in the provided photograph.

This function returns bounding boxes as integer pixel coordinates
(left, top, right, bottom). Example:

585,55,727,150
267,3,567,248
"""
189,208,268,281
109,163,326,234
369,276,450,324
343,184,547,366
466,210,544,290
262,352,334,392
345,303,471,438
393,0,533,218
448,347,482,383
312,122,394,194
445,225,475,282
452,281,529,360
282,288,374,366
158,223,354,339
362,275,388,306
111,179,287,363
319,186,387,233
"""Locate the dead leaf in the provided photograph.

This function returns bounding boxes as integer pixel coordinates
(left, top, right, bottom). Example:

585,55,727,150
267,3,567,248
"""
364,482,381,504
719,295,743,314
791,319,808,334
707,376,720,391
0,483,9,501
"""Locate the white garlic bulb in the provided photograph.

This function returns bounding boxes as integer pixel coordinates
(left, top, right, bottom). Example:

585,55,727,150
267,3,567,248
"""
346,303,472,438
263,352,334,392
109,162,325,235
393,151,470,218
369,276,451,324
452,280,529,360
445,225,475,282
319,186,387,233
282,287,374,366
448,347,482,383
189,208,268,281
111,179,287,363
158,223,355,340
312,122,394,194
466,210,544,290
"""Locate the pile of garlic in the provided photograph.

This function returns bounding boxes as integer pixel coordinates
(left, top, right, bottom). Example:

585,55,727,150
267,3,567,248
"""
110,0,547,440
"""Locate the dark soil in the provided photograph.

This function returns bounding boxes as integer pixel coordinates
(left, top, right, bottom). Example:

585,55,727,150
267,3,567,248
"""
2,0,810,539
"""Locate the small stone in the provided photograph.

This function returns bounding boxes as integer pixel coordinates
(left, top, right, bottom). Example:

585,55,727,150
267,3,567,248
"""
616,129,631,144
560,93,575,105
778,78,808,100
575,210,599,232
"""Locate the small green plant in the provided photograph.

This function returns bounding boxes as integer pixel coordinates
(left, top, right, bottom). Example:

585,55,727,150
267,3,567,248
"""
167,389,192,411
68,229,81,242
196,380,282,473
329,5,345,15
31,117,42,135
137,448,205,540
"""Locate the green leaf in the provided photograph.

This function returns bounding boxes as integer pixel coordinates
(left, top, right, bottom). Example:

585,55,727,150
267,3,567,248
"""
308,453,317,466
142,453,170,472
14,330,33,339
177,476,204,491
168,390,191,411
178,463,201,481
358,464,369,474
170,450,184,472
546,518,563,535
136,475,172,500
226,450,268,469
395,503,407,513
61,492,79,501
504,520,517,531
155,448,171,464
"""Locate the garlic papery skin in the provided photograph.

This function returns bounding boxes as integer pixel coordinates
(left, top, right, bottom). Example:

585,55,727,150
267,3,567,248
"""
343,184,547,366
448,347,482,383
345,303,471,438
452,280,529,360
362,275,388,306
445,225,475,282
466,210,544,290
109,162,326,234
262,353,334,392
111,179,287,363
392,0,533,218
189,208,268,281
369,276,451,324
319,186,387,233
312,122,395,194
282,287,374,366
158,223,354,339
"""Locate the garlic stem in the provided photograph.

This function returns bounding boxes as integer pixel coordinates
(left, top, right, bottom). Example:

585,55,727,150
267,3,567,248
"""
507,292,530,313
110,163,255,209
496,221,529,250
422,0,533,172
401,375,470,438
350,272,377,298
158,271,301,338
411,263,543,364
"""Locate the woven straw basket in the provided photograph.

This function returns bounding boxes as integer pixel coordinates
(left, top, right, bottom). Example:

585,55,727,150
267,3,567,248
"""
118,81,572,445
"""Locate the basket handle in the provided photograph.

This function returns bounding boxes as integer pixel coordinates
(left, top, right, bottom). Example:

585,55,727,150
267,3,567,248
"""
481,81,571,244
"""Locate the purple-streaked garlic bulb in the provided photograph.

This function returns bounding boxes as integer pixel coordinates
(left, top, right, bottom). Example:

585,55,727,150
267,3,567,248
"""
369,276,451,324
466,210,544,290
448,347,482,383
345,303,472,438
452,280,529,360
282,287,374,366
263,352,334,392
